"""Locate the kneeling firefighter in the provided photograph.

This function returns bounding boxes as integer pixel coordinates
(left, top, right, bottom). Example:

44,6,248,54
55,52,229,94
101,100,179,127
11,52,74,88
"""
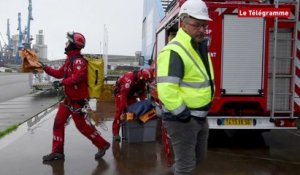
112,68,153,142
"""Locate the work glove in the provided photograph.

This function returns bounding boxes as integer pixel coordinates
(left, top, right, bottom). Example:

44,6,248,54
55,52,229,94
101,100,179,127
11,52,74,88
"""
38,61,46,69
52,80,62,89
113,135,121,142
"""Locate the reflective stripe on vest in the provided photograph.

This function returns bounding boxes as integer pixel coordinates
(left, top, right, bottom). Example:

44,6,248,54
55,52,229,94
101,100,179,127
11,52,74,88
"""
157,76,212,89
169,41,209,82
190,110,208,118
157,28,214,113
162,103,186,116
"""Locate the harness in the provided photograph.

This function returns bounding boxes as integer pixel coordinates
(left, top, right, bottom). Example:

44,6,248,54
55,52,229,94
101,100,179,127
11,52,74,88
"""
62,98,89,114
61,54,89,113
64,55,86,78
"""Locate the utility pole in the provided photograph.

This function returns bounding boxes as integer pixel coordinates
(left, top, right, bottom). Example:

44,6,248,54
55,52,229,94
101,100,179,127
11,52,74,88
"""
103,24,108,75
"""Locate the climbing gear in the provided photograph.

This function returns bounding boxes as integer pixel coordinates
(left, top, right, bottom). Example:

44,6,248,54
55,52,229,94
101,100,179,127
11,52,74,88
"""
61,98,107,130
85,55,104,98
52,81,62,90
69,55,104,99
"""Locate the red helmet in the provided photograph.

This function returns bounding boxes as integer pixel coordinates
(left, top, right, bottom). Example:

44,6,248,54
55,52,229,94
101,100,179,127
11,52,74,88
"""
67,32,85,49
138,68,153,82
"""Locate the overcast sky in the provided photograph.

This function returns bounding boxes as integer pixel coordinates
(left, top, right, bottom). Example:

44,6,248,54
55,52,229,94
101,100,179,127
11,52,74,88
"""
0,0,143,60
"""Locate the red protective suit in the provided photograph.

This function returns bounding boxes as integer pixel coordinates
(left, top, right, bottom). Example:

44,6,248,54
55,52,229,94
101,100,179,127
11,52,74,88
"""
112,71,147,136
44,49,109,154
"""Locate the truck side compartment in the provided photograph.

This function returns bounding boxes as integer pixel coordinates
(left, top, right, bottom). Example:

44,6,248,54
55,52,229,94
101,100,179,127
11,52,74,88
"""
148,0,299,129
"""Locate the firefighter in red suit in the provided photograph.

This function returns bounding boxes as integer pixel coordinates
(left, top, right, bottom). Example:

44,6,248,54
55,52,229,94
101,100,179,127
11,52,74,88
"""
112,68,153,142
41,32,110,161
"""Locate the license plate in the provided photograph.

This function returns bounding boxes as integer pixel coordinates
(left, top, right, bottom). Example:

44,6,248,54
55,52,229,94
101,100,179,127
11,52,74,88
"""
224,118,253,125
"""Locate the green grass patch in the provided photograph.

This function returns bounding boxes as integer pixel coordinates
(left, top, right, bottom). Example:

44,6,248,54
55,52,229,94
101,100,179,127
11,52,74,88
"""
0,124,18,139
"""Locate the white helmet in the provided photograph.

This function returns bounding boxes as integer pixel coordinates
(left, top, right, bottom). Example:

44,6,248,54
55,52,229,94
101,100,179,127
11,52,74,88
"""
179,0,212,21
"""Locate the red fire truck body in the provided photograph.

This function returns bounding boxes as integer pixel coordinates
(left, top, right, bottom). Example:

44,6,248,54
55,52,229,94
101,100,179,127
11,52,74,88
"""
150,0,299,129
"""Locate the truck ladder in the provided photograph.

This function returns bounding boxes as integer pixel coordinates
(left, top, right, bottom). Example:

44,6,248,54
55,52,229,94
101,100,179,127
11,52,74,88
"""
161,0,173,10
271,0,299,119
161,0,176,12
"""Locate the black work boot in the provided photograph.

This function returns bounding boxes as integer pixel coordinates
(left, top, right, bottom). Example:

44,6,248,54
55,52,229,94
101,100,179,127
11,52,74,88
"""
113,135,121,142
43,153,65,161
95,143,111,160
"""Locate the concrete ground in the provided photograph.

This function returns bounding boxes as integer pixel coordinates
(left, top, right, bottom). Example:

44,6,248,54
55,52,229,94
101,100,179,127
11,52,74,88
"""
1,95,300,175
0,90,60,132
0,106,172,175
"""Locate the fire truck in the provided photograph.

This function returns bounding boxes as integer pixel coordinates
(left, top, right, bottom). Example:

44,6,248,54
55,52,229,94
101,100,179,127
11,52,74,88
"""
148,0,299,129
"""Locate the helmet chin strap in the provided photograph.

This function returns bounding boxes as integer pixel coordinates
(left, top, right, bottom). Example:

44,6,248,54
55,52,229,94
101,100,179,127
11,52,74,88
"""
65,42,78,52
139,69,144,80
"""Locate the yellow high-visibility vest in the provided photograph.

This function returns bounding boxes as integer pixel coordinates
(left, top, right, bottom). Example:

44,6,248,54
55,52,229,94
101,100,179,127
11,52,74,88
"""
157,28,214,115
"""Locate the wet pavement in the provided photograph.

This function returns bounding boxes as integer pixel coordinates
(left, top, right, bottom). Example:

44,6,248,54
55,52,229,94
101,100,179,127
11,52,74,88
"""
0,73,32,102
0,106,171,175
0,90,61,132
1,96,300,174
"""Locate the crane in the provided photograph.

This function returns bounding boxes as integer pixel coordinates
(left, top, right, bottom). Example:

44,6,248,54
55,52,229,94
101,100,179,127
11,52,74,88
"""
0,40,3,66
6,19,13,51
23,0,33,49
15,12,23,64
0,39,3,55
5,19,14,64
0,33,6,66
15,0,33,64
